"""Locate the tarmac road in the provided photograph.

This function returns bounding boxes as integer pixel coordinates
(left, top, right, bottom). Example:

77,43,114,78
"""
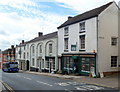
1,71,118,92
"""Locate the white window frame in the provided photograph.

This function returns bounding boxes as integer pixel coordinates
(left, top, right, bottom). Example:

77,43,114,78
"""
64,38,68,50
39,45,42,53
49,44,52,53
64,27,69,36
79,21,85,32
111,37,117,46
111,56,118,67
79,35,85,50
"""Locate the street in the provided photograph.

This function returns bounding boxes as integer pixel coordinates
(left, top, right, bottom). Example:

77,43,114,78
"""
0,70,118,92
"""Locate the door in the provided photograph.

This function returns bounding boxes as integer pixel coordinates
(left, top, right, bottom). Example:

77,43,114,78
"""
26,60,29,70
39,61,41,71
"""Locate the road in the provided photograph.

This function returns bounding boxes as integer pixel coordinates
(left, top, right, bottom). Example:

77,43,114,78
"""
0,70,118,92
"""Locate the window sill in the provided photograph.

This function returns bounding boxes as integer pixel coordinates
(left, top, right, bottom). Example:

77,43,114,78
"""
64,34,69,36
79,49,86,51
111,67,118,69
64,49,68,52
79,31,85,33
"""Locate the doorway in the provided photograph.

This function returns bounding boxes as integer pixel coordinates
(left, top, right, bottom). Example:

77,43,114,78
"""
26,60,29,70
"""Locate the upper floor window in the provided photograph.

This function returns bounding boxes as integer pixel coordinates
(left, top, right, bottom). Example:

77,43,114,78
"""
64,27,69,36
64,38,68,50
39,45,42,53
49,44,52,53
79,22,85,32
32,45,35,53
23,52,25,59
111,56,117,67
111,37,117,46
80,35,85,50
24,46,25,50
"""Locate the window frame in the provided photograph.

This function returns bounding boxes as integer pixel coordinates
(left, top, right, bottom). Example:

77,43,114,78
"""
64,27,69,36
79,21,85,33
49,43,52,53
64,38,69,50
111,56,118,67
79,35,85,50
111,37,117,46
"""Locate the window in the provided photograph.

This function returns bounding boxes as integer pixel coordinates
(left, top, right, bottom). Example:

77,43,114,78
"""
32,46,35,53
64,27,69,36
37,60,39,67
32,58,35,66
49,44,52,53
24,46,25,50
80,22,85,32
46,60,49,68
23,52,25,59
39,45,42,53
111,56,117,67
80,35,85,49
111,38,117,46
27,52,29,58
64,38,68,50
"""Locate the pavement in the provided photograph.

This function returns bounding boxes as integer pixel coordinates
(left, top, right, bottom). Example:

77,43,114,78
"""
20,70,120,90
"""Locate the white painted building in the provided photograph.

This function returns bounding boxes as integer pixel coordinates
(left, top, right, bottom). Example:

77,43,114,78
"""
16,40,29,70
16,32,58,73
58,1,119,76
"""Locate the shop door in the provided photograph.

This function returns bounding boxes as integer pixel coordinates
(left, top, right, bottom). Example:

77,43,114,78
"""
74,59,79,73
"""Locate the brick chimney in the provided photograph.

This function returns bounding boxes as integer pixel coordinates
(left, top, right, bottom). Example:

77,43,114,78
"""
38,32,43,37
68,16,72,20
11,45,14,49
22,40,24,44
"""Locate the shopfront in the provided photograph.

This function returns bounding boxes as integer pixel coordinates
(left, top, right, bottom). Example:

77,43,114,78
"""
61,53,96,76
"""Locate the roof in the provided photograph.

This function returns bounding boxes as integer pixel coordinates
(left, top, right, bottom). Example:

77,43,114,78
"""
58,2,113,29
27,31,57,43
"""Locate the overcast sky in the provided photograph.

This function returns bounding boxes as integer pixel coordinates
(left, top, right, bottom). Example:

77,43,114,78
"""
0,0,119,50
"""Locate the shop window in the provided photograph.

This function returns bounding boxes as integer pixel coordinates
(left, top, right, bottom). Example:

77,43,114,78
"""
81,57,95,73
32,58,35,66
111,56,117,67
46,60,49,68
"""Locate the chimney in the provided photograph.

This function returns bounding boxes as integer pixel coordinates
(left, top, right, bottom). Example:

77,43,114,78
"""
22,40,24,44
11,45,14,49
38,32,43,37
68,16,72,20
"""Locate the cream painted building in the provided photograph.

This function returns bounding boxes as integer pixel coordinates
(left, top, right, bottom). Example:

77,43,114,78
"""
16,32,58,73
58,1,119,76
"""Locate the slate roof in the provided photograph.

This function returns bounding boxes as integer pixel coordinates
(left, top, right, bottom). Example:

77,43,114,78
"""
57,2,113,29
26,31,57,43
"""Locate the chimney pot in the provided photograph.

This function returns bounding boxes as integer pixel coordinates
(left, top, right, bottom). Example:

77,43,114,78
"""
22,40,24,44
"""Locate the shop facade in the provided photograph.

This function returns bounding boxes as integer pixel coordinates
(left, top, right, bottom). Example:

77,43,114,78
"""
61,53,96,75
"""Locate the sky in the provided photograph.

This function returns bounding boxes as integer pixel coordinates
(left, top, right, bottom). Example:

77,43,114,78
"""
0,0,119,50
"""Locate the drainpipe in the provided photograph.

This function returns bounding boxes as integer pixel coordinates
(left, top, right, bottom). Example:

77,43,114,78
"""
96,16,99,77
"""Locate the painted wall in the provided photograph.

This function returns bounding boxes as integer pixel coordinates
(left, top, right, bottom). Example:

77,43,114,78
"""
29,36,58,71
58,17,97,56
98,2,119,73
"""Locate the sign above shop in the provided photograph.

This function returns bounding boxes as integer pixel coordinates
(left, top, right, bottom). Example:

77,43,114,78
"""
71,45,76,51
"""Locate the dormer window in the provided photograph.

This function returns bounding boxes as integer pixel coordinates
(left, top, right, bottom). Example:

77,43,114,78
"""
64,27,69,36
79,22,85,33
